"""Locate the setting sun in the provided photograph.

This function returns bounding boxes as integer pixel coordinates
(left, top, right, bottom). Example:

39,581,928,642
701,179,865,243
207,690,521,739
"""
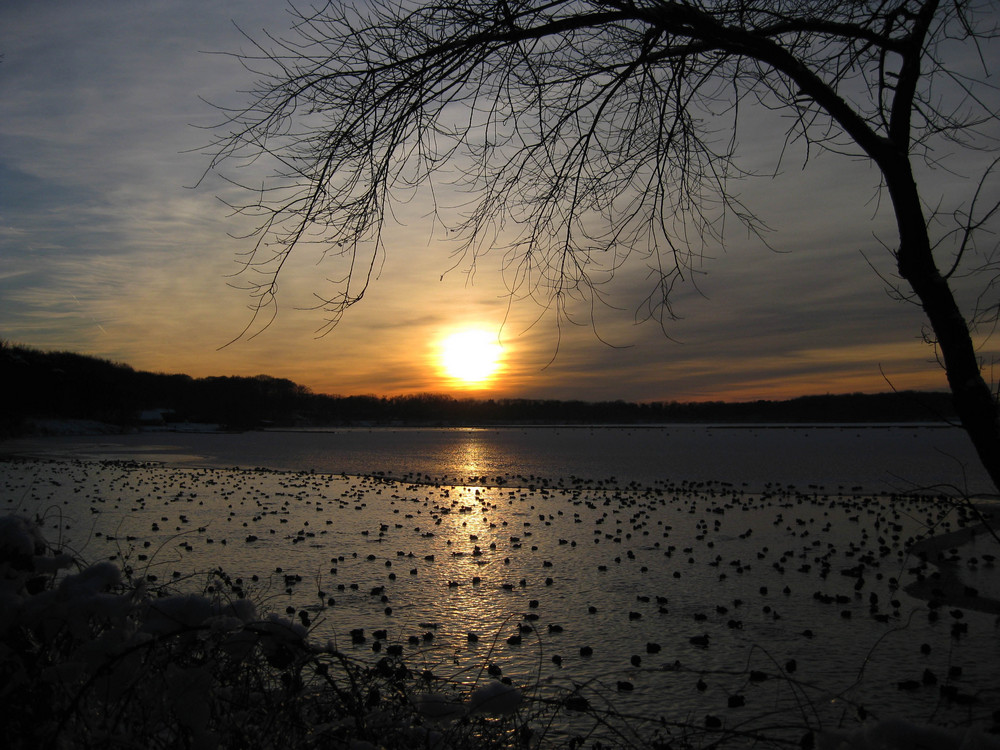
438,329,504,387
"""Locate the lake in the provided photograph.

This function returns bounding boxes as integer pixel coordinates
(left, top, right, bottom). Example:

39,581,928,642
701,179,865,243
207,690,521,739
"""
4,422,995,494
2,425,998,745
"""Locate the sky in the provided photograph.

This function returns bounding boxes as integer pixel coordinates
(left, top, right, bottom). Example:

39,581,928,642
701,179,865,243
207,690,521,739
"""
2,1,998,404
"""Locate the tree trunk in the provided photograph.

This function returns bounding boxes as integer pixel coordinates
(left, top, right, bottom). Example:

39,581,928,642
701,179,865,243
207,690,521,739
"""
887,160,1000,494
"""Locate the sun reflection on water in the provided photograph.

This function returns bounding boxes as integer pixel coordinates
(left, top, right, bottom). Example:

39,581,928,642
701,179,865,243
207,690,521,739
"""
448,429,496,483
413,464,550,678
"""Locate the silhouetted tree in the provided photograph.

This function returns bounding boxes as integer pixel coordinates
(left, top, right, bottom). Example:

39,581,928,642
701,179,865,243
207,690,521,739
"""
207,1,1000,490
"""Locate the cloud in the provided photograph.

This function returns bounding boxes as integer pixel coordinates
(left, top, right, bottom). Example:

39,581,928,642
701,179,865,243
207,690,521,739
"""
1,0,996,403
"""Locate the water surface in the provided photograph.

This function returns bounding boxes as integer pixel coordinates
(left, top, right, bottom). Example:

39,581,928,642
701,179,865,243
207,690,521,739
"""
4,423,992,495
4,425,998,742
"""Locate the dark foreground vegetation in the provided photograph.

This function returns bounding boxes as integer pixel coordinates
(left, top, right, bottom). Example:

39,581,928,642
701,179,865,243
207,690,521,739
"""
2,342,955,434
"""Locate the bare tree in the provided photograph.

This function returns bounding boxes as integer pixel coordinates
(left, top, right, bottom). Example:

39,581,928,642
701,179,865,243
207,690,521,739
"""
206,0,1000,491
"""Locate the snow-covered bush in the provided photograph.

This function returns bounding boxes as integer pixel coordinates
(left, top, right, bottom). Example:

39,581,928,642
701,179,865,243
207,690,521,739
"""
0,514,299,749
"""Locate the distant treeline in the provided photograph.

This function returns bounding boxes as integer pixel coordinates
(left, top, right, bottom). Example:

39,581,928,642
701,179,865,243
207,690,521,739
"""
1,342,956,434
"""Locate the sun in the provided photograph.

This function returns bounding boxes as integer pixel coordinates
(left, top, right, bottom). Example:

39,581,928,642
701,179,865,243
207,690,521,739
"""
438,329,504,386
